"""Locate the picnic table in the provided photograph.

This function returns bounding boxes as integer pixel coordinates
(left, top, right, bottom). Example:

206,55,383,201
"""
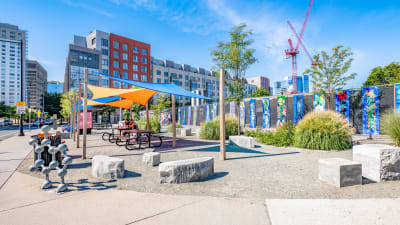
122,129,154,149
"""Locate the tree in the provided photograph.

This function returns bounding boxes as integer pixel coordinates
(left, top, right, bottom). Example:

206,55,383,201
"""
0,101,9,118
44,92,63,118
303,45,357,109
150,93,171,119
363,62,400,87
211,24,257,135
60,91,76,121
249,87,270,98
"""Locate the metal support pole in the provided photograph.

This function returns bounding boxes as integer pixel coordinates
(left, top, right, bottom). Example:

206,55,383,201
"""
172,95,176,148
77,84,81,148
72,95,76,142
219,69,226,160
83,69,88,159
18,40,24,136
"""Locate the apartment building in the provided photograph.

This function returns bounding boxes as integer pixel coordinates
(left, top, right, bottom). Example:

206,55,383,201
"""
273,75,310,95
0,23,27,105
246,76,271,92
151,57,257,105
64,30,151,92
27,60,47,110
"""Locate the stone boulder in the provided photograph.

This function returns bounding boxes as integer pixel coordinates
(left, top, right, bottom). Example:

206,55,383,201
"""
92,155,124,179
142,152,161,167
229,136,255,148
159,157,214,183
353,144,400,182
319,158,362,187
179,128,191,136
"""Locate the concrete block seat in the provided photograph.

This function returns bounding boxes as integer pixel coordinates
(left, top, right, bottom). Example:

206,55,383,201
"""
142,152,161,167
92,155,125,179
353,144,400,182
229,136,255,148
159,157,214,184
319,158,362,188
177,128,191,137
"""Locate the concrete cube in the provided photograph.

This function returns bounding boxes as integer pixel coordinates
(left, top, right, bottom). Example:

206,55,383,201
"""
159,157,214,184
353,144,400,182
229,136,255,148
92,155,124,179
142,152,161,167
319,158,362,187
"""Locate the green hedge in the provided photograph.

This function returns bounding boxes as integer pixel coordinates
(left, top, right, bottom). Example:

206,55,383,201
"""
294,111,352,150
245,123,295,147
137,119,161,133
168,124,183,132
199,118,238,140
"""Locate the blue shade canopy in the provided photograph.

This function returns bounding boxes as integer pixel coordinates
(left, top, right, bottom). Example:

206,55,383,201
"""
94,72,214,100
75,97,120,110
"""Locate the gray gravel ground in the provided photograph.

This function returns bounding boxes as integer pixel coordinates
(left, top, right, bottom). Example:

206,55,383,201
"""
18,130,400,200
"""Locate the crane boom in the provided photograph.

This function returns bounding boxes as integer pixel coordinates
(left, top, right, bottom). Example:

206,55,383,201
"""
295,0,314,50
287,21,313,63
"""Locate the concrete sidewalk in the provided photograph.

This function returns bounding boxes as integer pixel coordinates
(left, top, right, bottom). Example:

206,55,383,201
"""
0,172,270,225
0,131,37,189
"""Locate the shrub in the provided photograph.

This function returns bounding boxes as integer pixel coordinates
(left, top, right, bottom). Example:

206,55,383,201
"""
294,111,352,150
253,123,295,147
168,123,183,132
199,118,238,140
137,119,161,133
382,112,400,146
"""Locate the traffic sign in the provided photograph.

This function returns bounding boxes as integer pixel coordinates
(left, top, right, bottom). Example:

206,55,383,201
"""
37,109,41,118
16,106,26,114
16,101,26,106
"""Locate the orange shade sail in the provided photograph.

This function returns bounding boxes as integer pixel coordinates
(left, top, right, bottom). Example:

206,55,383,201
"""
88,85,157,105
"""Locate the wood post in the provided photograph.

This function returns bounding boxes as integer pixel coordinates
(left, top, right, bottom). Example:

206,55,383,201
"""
77,83,81,148
72,95,76,142
83,68,88,160
171,94,176,148
219,69,226,160
146,102,150,130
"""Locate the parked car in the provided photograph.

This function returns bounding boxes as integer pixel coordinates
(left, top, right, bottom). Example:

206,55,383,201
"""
4,120,12,126
0,121,5,127
43,119,53,125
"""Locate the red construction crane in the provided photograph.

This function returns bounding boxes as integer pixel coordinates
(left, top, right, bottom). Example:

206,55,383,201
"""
284,0,314,94
287,20,319,92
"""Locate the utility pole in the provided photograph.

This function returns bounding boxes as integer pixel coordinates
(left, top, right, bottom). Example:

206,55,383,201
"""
83,69,88,159
172,95,176,148
18,40,24,136
219,69,226,160
72,95,76,141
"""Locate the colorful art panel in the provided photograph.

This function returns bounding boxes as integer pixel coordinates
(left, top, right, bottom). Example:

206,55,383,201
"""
187,106,192,125
262,98,270,129
177,107,181,125
293,95,304,124
362,86,379,135
212,103,218,120
239,101,245,128
206,104,210,122
230,102,236,118
193,106,198,126
336,90,350,121
395,84,400,113
182,107,186,125
313,93,325,112
249,99,257,128
277,96,287,127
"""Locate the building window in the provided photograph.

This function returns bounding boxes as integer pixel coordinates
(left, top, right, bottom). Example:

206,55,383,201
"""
122,44,128,51
102,59,108,65
133,64,138,71
122,53,128,60
102,69,109,75
122,72,128,79
101,49,108,55
123,83,128,88
101,79,109,87
133,46,138,53
156,70,161,75
141,75,147,81
113,81,120,88
141,57,147,64
113,71,120,77
113,51,119,58
164,72,168,77
101,39,108,47
141,48,147,55
164,79,168,83
157,78,161,83
133,73,138,80
113,41,119,49
141,66,147,73
91,38,96,45
122,62,128,70
133,55,138,62
113,61,119,68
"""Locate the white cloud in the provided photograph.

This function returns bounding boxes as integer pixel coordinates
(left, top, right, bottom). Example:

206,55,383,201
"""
62,0,115,18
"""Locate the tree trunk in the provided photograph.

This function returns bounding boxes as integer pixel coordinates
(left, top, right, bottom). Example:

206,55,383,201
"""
237,103,240,136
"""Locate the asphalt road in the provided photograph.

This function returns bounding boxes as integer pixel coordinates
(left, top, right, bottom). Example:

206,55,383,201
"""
0,124,38,141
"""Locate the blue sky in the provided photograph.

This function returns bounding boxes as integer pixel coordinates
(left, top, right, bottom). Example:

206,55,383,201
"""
1,0,400,88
